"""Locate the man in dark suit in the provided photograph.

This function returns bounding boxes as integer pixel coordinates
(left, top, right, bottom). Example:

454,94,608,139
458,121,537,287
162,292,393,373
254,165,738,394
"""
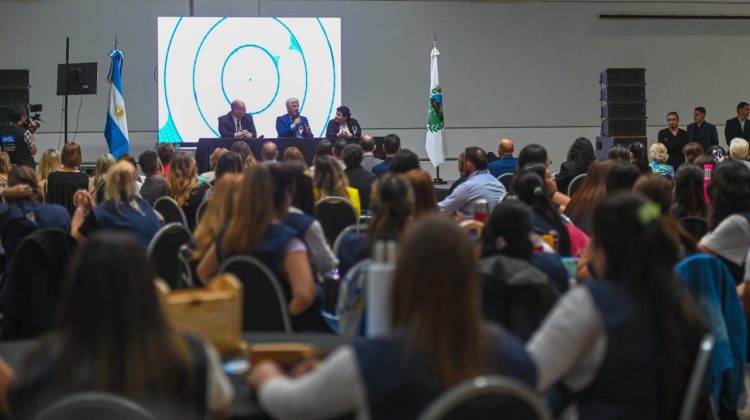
657,111,689,171
724,101,750,145
275,97,313,138
686,106,719,151
217,99,256,139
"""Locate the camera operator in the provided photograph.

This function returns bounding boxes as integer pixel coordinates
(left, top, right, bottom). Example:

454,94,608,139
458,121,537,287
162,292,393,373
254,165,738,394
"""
0,105,37,168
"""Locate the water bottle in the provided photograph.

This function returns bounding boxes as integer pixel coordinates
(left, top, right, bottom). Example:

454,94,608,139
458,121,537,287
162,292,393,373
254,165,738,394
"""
366,240,396,337
703,164,712,205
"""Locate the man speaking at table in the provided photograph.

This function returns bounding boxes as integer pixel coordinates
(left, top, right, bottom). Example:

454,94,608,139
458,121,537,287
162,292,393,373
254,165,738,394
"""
218,99,257,139
275,97,313,138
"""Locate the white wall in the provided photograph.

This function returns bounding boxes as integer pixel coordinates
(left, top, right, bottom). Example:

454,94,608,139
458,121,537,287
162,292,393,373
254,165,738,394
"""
1,0,749,180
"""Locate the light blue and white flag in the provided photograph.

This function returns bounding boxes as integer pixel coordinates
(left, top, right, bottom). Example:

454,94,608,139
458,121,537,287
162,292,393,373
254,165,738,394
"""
105,49,130,158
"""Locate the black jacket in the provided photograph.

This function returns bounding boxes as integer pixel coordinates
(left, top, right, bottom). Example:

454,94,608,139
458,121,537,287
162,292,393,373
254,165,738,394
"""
724,117,750,145
325,118,361,138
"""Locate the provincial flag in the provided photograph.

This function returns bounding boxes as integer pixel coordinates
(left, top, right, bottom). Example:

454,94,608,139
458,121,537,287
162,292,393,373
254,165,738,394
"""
425,44,445,167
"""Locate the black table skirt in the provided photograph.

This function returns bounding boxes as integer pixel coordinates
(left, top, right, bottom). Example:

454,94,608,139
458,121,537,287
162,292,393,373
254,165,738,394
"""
190,137,384,174
0,332,350,420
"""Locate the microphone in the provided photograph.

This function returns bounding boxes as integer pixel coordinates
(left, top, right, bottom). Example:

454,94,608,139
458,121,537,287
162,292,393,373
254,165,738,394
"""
258,135,265,139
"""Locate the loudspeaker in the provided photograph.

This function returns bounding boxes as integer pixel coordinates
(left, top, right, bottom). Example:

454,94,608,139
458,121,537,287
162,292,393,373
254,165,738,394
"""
0,70,29,88
601,102,646,119
600,68,646,85
602,120,647,137
600,85,646,102
600,68,647,138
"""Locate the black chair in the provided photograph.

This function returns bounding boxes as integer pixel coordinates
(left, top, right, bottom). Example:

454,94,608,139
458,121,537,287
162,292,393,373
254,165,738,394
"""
332,223,368,257
315,196,358,245
417,376,551,420
146,223,193,290
0,230,77,340
32,392,157,420
679,335,715,420
497,173,514,191
679,217,709,239
567,173,586,197
177,244,199,289
153,196,188,227
195,200,208,224
46,182,81,216
219,255,292,333
93,181,106,204
357,185,372,212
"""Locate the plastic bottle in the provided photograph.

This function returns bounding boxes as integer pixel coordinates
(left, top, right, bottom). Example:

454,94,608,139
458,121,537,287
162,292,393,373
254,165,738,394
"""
703,164,713,205
366,240,396,337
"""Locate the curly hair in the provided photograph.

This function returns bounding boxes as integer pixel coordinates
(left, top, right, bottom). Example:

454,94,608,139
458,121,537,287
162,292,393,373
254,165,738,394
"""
167,152,199,207
566,137,595,173
649,143,669,164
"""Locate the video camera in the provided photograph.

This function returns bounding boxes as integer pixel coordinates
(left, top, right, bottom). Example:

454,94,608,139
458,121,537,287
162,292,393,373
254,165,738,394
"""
23,104,43,132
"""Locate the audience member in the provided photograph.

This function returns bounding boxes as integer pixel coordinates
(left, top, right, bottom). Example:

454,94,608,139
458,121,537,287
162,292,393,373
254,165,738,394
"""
261,141,279,163
286,161,315,216
118,153,138,171
707,144,729,163
671,164,708,220
605,162,640,195
36,149,62,197
342,144,376,211
682,141,704,165
47,143,88,192
648,143,674,178
527,193,706,419
564,160,614,234
0,152,11,187
658,111,689,171
606,144,629,163
699,160,750,283
438,147,505,218
404,169,438,219
518,144,549,169
283,146,307,167
214,152,244,182
359,135,382,172
372,134,400,176
313,155,361,217
138,150,168,205
192,174,242,262
333,138,348,169
230,140,253,164
447,151,468,195
88,153,114,195
556,137,595,194
7,233,233,419
488,138,518,177
729,138,750,169
200,147,228,184
167,152,209,230
71,161,161,246
157,143,174,177
389,149,421,174
197,164,323,331
250,215,536,419
628,142,651,174
310,139,333,173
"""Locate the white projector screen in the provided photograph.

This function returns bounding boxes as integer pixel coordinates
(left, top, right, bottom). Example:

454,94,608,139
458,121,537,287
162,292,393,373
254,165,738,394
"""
157,17,341,142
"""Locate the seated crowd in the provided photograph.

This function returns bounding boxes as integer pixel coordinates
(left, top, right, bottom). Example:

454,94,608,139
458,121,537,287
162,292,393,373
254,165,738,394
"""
0,128,749,420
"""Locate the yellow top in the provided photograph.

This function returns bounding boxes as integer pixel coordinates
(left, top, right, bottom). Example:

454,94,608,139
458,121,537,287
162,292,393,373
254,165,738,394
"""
313,186,361,218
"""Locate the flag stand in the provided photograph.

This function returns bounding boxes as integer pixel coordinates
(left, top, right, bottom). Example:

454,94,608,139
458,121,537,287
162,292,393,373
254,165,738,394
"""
433,166,447,185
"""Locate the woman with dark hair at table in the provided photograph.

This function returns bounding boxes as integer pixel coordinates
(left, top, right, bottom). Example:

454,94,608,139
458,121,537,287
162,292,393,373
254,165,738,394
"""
325,106,361,138
250,214,535,419
7,233,233,420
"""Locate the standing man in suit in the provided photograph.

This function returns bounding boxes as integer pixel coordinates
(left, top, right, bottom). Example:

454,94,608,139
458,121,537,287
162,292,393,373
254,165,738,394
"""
724,101,750,145
657,111,689,171
686,107,719,151
217,99,256,139
276,97,313,138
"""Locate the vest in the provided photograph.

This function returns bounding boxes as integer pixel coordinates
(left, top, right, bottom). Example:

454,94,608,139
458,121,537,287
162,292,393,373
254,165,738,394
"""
574,281,660,420
92,197,161,247
0,123,34,167
283,212,315,237
351,325,536,420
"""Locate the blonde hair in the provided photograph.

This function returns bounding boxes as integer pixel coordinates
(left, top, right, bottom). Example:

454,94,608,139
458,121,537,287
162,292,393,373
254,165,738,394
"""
104,161,141,213
244,152,256,168
93,153,116,189
192,174,242,260
167,152,199,207
37,149,62,181
649,143,669,164
0,152,11,176
209,147,228,170
313,155,349,198
729,138,749,160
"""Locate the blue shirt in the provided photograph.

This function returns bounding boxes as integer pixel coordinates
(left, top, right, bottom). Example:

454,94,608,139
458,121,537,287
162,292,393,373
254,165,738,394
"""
488,156,518,178
649,161,674,178
438,170,506,217
371,157,392,177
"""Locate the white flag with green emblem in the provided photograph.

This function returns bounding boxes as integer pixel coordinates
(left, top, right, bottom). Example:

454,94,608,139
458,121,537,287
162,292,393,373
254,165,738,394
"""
425,44,445,167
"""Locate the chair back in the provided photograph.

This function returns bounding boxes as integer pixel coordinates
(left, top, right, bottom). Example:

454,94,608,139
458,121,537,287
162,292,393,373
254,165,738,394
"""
93,181,106,204
567,173,586,196
417,376,551,420
156,274,243,354
153,196,188,227
459,219,484,258
32,392,158,420
0,230,77,340
219,255,293,333
177,244,198,289
679,217,709,239
315,196,358,245
195,200,208,224
146,223,193,290
679,335,715,420
497,173,514,191
332,223,369,257
46,182,80,215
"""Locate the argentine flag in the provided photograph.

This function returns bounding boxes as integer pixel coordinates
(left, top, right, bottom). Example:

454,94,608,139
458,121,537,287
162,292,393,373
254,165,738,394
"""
105,49,130,158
